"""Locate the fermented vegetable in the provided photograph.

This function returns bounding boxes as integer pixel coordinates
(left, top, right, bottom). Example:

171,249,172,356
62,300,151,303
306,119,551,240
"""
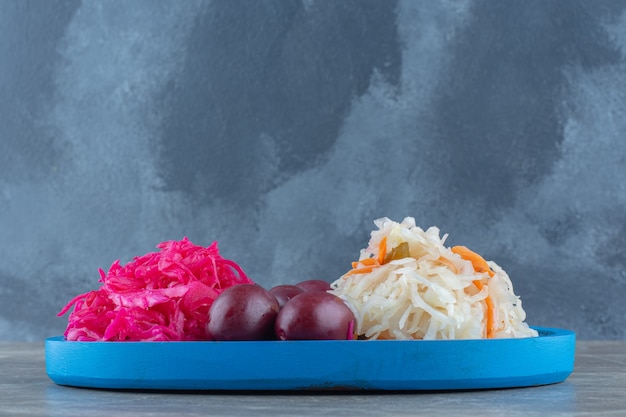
58,238,253,341
330,217,537,340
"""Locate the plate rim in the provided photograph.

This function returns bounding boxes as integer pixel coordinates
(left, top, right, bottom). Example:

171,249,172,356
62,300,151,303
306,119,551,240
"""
45,326,576,391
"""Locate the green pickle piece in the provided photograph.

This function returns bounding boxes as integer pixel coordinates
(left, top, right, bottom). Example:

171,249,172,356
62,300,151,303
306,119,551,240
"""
384,241,411,263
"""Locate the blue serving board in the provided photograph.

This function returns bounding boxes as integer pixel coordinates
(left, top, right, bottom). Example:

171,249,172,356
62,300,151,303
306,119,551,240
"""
45,327,575,391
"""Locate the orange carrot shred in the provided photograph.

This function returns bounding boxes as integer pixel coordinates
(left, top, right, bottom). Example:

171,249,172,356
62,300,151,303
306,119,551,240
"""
471,278,494,337
345,266,375,276
378,237,387,265
484,296,495,338
451,246,494,277
361,258,377,266
437,256,459,274
452,245,496,338
346,257,379,276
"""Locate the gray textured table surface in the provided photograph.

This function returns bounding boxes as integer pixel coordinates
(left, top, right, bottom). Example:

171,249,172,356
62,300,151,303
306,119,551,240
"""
1,341,624,416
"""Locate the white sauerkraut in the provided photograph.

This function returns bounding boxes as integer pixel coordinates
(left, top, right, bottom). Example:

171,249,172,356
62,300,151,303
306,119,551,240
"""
330,217,537,340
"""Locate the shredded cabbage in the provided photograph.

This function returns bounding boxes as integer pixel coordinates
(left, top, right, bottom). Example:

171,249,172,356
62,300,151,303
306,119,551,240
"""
58,238,253,341
330,217,538,340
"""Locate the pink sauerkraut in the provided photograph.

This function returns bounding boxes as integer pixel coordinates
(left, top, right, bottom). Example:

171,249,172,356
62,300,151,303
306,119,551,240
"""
58,238,253,341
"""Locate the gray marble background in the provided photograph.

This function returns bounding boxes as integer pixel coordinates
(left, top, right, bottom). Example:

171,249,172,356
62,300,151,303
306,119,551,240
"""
1,0,624,341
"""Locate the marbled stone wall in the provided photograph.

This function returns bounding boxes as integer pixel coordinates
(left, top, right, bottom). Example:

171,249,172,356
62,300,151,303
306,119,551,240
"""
1,0,624,340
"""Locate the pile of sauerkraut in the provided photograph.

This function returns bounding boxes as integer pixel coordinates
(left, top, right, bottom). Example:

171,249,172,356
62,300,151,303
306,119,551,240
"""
58,238,253,341
330,217,537,340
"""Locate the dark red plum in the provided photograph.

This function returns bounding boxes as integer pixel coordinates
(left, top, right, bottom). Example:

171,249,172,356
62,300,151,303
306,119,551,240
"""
275,291,356,340
207,284,279,340
269,284,304,308
295,279,331,292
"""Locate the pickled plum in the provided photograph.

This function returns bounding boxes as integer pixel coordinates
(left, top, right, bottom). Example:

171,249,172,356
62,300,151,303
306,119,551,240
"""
275,291,356,340
207,284,279,340
295,279,331,292
269,285,304,308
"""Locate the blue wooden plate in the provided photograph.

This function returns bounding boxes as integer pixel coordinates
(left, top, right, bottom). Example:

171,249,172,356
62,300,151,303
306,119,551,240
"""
45,327,575,391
